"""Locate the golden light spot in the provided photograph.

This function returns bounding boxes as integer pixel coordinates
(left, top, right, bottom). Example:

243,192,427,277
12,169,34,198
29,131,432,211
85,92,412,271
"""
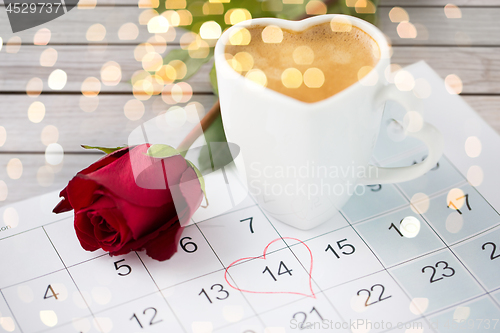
3,207,19,228
409,298,429,315
169,60,187,80
0,180,7,201
358,66,378,86
118,23,139,40
6,37,22,54
45,143,64,165
188,39,210,58
0,316,15,332
293,46,314,65
445,74,462,95
453,306,471,322
138,0,159,8
446,211,463,233
28,101,45,123
304,68,324,88
41,125,59,146
0,126,6,147
227,56,242,74
78,0,97,9
101,61,122,86
148,16,170,33
124,99,145,121
133,79,154,101
305,0,327,15
389,7,409,23
397,22,417,38
162,10,181,26
26,77,43,97
225,8,252,25
384,64,402,83
185,102,205,123
79,95,99,112
410,193,430,214
180,32,197,49
48,69,67,90
157,65,177,83
357,65,373,81
39,48,58,67
142,52,163,72
34,28,51,45
139,9,159,25
394,70,415,91
282,0,302,4
147,35,167,53
345,0,356,6
400,216,421,238
281,68,302,89
355,0,376,14
413,78,432,99
86,24,106,41
134,43,155,62
223,305,244,323
262,25,283,43
203,2,223,15
7,159,23,180
162,82,192,104
350,294,368,313
37,166,54,187
467,165,483,186
233,52,254,71
403,111,423,132
200,21,222,39
447,188,466,211
40,310,58,327
164,106,187,127
177,10,193,26
330,16,352,32
465,136,481,158
445,4,462,19
131,70,150,85
228,27,251,45
81,77,101,97
165,0,186,9
245,69,267,87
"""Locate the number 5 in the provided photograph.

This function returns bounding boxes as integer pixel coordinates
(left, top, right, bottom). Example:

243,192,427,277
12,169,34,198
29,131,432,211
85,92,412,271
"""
114,259,132,276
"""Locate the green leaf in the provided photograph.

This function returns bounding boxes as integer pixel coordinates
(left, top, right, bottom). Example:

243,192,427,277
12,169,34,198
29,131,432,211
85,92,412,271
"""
163,48,214,82
209,63,218,96
198,115,236,173
81,145,126,154
186,160,208,207
146,144,180,158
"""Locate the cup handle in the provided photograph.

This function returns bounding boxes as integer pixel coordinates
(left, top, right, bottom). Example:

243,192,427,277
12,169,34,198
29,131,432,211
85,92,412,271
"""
358,85,444,185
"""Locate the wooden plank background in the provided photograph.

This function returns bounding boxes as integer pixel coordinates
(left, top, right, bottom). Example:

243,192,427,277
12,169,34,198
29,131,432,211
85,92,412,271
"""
1,1,499,206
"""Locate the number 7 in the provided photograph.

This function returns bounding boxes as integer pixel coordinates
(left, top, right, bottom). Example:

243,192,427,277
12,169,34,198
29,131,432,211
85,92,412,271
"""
240,217,254,233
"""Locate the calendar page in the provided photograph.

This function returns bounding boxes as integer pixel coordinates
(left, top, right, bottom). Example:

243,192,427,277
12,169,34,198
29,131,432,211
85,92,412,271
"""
1,62,499,333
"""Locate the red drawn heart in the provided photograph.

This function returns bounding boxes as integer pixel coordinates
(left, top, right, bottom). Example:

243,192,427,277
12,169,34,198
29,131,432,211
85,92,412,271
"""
224,237,315,298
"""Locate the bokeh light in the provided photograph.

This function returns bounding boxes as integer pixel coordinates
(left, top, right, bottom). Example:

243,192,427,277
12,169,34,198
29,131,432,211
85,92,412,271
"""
118,23,139,40
0,126,6,147
467,165,483,186
45,143,64,166
81,77,101,97
444,4,462,18
305,0,327,15
101,61,122,86
262,25,283,43
28,101,46,123
293,46,314,65
464,136,482,158
389,7,409,22
7,158,23,180
394,70,415,91
79,95,99,113
34,28,51,45
48,69,67,90
86,24,106,41
303,68,325,88
148,16,170,33
39,48,58,67
445,74,463,94
397,22,417,38
330,16,352,32
6,37,22,54
228,27,251,45
41,125,59,146
245,69,267,87
124,99,145,121
200,21,222,39
281,68,302,88
26,78,43,97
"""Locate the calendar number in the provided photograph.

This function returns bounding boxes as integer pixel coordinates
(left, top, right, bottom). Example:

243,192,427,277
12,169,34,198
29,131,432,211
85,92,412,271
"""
240,217,254,233
422,261,455,283
292,307,324,329
447,194,472,214
180,237,198,253
413,156,439,171
357,284,391,306
199,284,230,303
482,242,500,260
43,285,59,300
367,184,382,192
325,239,356,258
130,307,163,328
388,221,404,237
114,259,132,276
263,261,293,282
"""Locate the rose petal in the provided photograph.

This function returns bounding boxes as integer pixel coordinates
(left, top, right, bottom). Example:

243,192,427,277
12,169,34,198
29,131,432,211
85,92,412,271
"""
53,188,73,213
74,212,100,251
142,222,184,261
78,147,130,176
84,145,188,207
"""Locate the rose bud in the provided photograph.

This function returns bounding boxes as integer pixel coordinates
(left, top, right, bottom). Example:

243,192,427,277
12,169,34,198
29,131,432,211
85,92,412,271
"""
53,144,204,261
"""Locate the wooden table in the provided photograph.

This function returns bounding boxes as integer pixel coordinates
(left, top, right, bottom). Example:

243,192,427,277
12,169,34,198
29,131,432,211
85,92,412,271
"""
0,0,499,206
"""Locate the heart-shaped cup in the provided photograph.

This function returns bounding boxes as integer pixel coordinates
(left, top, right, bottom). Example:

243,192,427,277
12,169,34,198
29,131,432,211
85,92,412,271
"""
214,15,443,230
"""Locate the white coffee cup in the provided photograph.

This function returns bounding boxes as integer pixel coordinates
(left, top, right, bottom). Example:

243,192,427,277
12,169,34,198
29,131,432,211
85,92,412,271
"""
214,14,443,230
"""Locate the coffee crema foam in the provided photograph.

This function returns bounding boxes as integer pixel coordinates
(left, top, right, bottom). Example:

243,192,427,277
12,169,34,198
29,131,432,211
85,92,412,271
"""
224,21,381,103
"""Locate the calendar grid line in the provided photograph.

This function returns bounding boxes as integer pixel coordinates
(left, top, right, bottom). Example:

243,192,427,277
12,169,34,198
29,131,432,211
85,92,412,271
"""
41,226,101,333
192,199,258,224
254,203,350,327
193,222,268,328
0,214,70,242
337,209,441,333
447,223,500,248
133,251,188,333
373,141,427,166
0,289,24,333
0,266,68,290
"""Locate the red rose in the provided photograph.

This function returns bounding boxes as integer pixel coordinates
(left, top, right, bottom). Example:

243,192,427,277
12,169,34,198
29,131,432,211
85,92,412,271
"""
53,144,203,261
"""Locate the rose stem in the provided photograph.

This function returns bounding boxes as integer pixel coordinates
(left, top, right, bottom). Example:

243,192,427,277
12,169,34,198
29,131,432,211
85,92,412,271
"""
177,99,220,154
